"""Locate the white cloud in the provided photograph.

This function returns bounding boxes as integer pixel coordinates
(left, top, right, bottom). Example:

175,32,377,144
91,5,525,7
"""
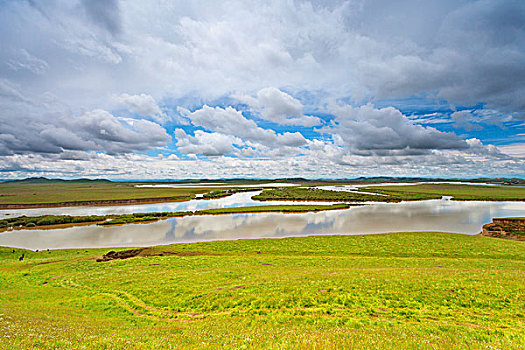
237,87,321,127
6,49,49,75
178,105,307,148
175,129,240,156
0,82,170,155
498,143,525,159
113,93,167,123
1,145,523,181
451,110,483,131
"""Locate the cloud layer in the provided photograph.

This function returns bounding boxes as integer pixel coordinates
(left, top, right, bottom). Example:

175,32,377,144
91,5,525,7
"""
0,0,523,178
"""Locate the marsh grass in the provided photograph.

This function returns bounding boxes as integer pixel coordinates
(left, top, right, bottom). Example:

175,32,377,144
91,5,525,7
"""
362,184,525,201
253,184,525,203
252,187,411,202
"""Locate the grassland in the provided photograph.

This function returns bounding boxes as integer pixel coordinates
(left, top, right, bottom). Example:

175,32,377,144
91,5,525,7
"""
1,180,523,208
0,232,524,349
362,184,525,201
0,181,217,207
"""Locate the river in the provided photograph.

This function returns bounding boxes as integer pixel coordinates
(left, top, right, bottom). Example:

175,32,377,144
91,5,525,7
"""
1,198,524,250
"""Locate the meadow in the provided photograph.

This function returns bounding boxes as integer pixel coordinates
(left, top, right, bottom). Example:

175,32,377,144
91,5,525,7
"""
362,184,525,201
1,181,523,208
1,232,524,349
0,181,214,206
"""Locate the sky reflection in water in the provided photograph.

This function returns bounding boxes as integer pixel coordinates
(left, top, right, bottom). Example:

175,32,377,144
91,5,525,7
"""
1,199,524,250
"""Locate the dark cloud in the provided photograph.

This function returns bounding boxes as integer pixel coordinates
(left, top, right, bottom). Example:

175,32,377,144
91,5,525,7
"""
81,0,121,35
323,104,468,156
358,0,525,115
0,82,170,155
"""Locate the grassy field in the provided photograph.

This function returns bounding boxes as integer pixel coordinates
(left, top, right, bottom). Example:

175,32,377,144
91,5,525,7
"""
1,232,524,349
362,184,525,201
1,181,523,207
0,182,228,206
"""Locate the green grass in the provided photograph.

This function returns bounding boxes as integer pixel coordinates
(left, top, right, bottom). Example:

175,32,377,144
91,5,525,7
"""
253,184,525,203
252,187,439,202
193,203,351,215
0,182,212,205
2,182,523,207
1,232,524,349
362,184,525,201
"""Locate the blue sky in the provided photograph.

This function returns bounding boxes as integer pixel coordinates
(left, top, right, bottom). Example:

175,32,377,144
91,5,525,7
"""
0,0,524,179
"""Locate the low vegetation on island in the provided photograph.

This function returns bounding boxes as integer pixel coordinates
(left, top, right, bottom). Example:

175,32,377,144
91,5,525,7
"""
362,184,525,201
252,187,440,202
1,232,524,348
253,184,525,202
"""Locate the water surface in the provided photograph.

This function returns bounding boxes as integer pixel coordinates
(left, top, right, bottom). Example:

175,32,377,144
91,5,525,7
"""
2,199,524,250
0,191,333,219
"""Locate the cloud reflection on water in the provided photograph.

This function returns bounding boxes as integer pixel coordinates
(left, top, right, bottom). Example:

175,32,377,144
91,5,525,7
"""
1,200,524,250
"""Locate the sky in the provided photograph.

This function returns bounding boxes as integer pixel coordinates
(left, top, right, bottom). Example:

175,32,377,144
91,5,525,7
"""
0,0,524,179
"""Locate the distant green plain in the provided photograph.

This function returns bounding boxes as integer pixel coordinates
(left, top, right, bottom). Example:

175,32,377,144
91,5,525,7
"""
1,181,524,207
1,232,524,349
362,184,525,201
254,184,525,202
0,182,214,205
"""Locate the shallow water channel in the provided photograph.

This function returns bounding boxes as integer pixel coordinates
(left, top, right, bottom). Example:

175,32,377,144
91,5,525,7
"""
1,197,524,250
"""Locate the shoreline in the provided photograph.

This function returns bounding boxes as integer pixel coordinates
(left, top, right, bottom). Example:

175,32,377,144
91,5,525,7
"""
0,196,191,209
0,203,353,233
0,231,476,252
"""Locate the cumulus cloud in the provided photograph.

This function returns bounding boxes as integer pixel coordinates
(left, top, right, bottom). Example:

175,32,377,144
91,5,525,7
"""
1,0,524,115
175,129,240,156
1,144,523,181
0,82,170,155
178,105,307,148
237,87,321,126
322,104,468,157
65,110,170,153
113,93,167,123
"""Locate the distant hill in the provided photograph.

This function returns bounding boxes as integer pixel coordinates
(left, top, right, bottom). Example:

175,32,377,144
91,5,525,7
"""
3,177,112,184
